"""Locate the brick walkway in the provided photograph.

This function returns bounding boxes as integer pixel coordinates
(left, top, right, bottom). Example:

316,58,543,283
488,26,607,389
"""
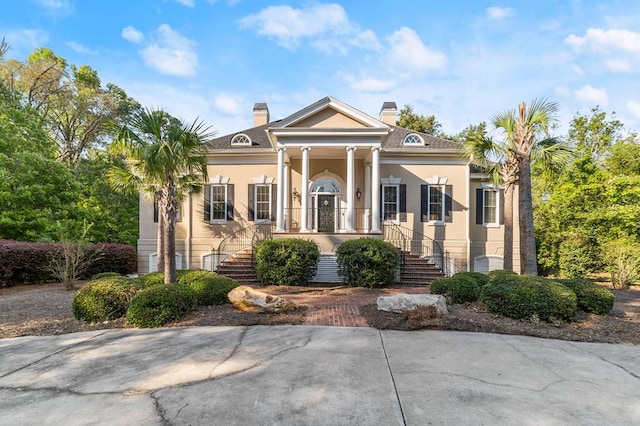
267,285,431,328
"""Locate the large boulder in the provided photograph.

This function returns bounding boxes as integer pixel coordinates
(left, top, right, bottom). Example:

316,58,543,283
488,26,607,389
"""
228,285,300,313
377,293,448,316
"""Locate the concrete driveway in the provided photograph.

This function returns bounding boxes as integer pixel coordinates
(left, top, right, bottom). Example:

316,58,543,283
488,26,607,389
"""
1,326,639,425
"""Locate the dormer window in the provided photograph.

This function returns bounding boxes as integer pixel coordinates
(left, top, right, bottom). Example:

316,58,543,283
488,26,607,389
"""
403,133,424,146
231,133,251,146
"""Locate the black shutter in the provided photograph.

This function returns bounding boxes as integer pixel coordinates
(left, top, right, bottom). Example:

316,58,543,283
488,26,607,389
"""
499,188,504,225
421,185,428,222
153,196,159,223
271,184,277,220
226,184,234,221
445,185,453,223
476,188,483,224
379,185,383,219
399,184,407,222
203,185,211,222
248,184,255,221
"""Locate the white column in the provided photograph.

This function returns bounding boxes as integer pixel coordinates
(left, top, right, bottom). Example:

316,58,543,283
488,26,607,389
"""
275,146,286,232
346,146,356,232
283,162,289,231
371,147,381,233
364,162,371,233
300,146,310,232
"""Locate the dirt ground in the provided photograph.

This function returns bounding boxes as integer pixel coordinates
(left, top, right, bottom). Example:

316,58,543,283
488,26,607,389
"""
1,281,638,345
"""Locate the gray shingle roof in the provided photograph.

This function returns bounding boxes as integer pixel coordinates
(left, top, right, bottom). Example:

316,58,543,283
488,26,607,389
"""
205,121,278,150
382,125,459,150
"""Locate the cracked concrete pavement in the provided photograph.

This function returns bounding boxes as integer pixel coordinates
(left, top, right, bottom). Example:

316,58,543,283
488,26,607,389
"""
0,326,639,425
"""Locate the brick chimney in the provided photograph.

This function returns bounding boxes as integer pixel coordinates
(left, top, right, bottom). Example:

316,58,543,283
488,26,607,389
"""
253,102,269,126
379,101,397,125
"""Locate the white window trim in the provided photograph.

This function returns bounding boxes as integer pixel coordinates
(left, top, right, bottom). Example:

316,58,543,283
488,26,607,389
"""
426,184,446,226
403,133,425,146
231,133,251,146
209,184,228,224
481,184,500,228
254,183,272,222
382,184,400,224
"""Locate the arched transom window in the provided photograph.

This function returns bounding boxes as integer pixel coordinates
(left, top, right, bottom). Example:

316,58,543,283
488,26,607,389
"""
403,133,424,146
312,178,341,193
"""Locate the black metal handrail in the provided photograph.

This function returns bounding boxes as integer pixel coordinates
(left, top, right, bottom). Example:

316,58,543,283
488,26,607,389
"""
250,222,274,266
382,223,451,276
211,222,274,269
283,207,370,232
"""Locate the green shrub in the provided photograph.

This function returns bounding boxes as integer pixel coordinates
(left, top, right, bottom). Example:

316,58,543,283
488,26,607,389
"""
486,269,518,279
430,272,488,303
255,239,320,286
554,278,614,315
480,274,577,322
188,275,239,305
140,272,166,287
72,277,139,322
176,269,217,285
430,277,451,296
336,238,399,288
91,272,122,281
126,284,196,328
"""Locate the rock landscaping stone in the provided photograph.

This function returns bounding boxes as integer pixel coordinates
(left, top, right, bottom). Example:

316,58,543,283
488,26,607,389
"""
377,294,448,316
228,285,300,313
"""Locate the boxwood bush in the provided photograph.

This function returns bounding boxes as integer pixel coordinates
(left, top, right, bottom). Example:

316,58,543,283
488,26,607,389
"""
480,274,577,322
72,277,140,322
255,238,320,286
126,283,196,328
553,278,614,315
336,238,399,288
176,269,217,285
140,271,166,287
430,272,489,303
188,275,239,305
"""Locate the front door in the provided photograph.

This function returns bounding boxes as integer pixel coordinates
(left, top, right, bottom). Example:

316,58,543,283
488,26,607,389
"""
318,195,335,232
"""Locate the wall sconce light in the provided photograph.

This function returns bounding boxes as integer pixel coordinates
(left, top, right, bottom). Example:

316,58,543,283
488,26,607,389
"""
292,188,301,202
356,187,362,201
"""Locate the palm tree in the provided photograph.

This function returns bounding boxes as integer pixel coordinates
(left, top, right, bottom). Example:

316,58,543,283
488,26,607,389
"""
110,108,212,283
463,100,570,275
462,119,519,272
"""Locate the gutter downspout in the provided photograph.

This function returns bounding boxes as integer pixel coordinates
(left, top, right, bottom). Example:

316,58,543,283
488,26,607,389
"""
186,194,192,270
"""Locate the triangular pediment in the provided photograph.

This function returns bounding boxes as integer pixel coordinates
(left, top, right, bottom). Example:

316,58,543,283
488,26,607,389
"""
271,97,388,130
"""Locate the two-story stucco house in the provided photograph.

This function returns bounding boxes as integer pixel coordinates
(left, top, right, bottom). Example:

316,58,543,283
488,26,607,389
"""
138,96,514,282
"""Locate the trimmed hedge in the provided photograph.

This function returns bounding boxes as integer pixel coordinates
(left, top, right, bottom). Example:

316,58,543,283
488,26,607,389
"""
554,278,614,315
480,274,577,322
72,277,140,322
336,238,399,288
91,272,122,281
430,272,489,304
255,238,320,286
188,275,239,305
140,272,166,287
176,270,217,285
126,283,197,328
0,240,136,287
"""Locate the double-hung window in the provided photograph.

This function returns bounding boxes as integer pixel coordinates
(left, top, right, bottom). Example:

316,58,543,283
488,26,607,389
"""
475,187,500,226
428,185,444,222
421,181,452,224
204,178,233,223
255,184,271,221
211,185,227,221
382,185,399,222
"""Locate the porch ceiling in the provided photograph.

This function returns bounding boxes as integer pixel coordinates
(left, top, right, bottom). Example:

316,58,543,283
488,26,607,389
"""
285,146,371,160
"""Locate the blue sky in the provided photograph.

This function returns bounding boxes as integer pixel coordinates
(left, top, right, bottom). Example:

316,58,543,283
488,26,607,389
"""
2,0,640,137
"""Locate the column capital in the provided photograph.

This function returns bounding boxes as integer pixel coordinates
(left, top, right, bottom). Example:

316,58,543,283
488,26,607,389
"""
300,146,311,152
277,146,287,152
371,146,381,152
346,146,357,152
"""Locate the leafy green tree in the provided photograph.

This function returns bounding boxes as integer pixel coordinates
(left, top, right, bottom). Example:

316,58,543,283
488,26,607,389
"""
0,86,81,240
111,108,212,283
397,104,443,136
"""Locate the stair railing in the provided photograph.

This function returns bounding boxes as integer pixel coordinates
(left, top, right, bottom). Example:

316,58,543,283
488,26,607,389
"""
250,222,274,266
211,222,274,271
382,223,451,276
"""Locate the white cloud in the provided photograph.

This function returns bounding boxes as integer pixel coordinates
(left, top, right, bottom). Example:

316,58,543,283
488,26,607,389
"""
342,73,396,92
66,41,98,55
565,28,640,53
139,25,198,76
3,29,49,52
604,59,632,72
174,0,194,6
214,93,243,115
572,64,584,75
627,101,640,119
554,86,570,97
121,26,144,44
35,0,73,15
574,85,609,106
238,3,379,53
386,27,447,72
486,7,515,20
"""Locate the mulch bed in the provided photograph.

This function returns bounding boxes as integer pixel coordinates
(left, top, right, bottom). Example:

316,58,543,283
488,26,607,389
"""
1,281,638,345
